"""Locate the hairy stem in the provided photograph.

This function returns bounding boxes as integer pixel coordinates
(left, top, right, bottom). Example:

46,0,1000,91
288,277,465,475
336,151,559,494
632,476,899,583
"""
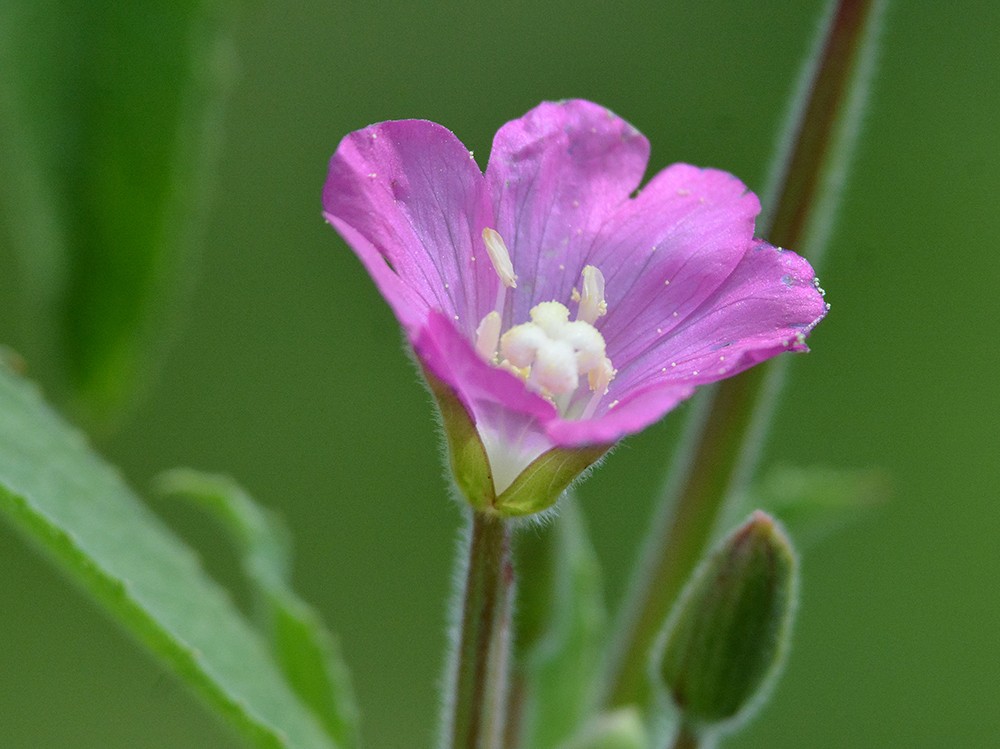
668,723,701,749
446,511,515,749
604,0,883,709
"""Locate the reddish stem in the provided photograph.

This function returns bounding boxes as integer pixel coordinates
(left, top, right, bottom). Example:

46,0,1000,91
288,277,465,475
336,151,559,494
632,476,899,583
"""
604,0,878,710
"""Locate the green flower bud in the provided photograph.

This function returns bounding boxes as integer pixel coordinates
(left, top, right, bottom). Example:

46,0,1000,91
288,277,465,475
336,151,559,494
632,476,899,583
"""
658,511,798,732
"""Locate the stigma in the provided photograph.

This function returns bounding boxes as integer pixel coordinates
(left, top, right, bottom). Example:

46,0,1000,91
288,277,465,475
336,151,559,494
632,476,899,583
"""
473,229,615,417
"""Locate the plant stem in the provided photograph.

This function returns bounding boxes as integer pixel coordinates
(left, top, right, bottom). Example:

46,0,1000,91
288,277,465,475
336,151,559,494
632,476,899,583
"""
668,723,700,749
502,674,527,749
762,0,875,248
447,511,515,749
604,0,882,710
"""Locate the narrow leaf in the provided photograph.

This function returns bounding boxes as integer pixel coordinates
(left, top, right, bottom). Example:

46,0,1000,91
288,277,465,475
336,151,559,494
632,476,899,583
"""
155,469,361,749
0,367,335,749
726,464,889,548
0,0,235,422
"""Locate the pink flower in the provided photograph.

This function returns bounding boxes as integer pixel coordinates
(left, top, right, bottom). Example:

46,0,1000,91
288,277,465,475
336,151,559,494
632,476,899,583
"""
323,100,827,516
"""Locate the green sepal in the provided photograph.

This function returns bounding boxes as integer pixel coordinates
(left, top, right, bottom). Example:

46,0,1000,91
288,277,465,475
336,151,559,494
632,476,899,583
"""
424,368,495,512
658,511,798,732
495,444,609,517
423,368,609,517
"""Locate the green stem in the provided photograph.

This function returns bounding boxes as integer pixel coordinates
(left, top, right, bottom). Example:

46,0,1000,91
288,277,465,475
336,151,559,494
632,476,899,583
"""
604,0,883,710
668,723,701,749
447,511,515,749
502,672,527,749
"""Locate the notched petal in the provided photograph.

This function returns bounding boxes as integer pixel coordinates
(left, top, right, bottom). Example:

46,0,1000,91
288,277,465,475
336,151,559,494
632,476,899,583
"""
323,119,497,335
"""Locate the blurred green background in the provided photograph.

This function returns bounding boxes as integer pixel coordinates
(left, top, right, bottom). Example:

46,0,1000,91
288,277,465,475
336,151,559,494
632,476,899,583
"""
2,1,998,747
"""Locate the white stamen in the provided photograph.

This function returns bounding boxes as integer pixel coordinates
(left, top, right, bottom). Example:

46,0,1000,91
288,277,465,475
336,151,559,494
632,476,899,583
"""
475,311,502,361
482,227,517,320
576,265,607,324
581,357,616,419
474,259,617,420
588,356,616,395
482,228,517,289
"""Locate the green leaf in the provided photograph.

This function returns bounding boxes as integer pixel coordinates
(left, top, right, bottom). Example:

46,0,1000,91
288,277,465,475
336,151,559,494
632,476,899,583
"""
154,469,361,749
0,367,335,749
0,0,235,422
725,464,889,548
511,494,608,749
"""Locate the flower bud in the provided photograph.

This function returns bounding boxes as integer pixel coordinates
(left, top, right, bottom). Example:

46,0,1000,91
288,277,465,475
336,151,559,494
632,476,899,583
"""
658,511,798,731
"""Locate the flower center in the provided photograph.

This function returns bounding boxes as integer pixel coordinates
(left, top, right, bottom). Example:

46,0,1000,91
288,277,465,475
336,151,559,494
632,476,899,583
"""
475,228,616,419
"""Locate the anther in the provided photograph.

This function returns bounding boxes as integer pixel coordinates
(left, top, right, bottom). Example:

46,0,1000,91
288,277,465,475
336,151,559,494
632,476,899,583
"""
481,227,518,328
482,228,517,289
575,265,607,325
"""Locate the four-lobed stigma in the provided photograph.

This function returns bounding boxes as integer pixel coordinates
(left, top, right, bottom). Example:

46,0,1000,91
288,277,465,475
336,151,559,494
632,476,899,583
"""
475,228,616,419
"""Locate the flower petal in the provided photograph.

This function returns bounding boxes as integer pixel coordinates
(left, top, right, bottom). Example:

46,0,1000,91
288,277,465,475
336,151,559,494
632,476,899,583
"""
612,240,827,397
547,381,696,446
590,164,761,366
548,242,824,447
323,119,497,338
486,100,650,323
